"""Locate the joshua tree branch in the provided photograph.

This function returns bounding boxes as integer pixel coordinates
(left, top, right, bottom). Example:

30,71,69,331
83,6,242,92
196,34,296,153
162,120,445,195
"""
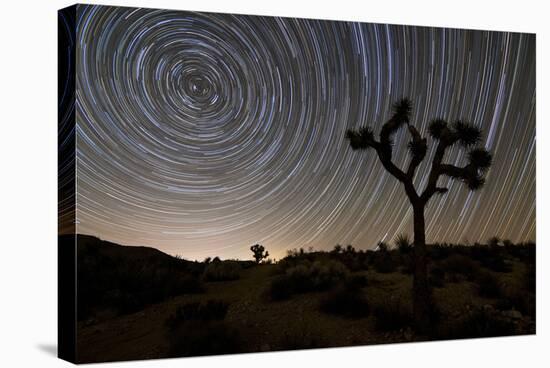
373,144,408,183
348,127,418,200
406,124,427,180
439,163,471,179
434,187,449,194
421,139,450,202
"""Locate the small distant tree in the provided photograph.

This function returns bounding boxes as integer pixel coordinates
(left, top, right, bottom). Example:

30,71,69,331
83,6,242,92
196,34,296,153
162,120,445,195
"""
347,98,492,331
332,244,343,254
250,244,269,264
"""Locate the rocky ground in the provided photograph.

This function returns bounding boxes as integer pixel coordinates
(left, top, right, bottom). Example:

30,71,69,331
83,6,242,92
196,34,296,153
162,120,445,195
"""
76,257,535,363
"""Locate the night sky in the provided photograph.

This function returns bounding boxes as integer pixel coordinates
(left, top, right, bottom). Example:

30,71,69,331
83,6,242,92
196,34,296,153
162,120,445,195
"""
75,5,536,260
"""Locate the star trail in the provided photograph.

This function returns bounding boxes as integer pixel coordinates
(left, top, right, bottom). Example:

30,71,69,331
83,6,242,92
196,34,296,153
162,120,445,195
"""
73,5,536,260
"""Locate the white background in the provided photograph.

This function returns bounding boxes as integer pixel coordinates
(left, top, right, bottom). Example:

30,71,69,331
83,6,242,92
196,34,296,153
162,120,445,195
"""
0,0,548,366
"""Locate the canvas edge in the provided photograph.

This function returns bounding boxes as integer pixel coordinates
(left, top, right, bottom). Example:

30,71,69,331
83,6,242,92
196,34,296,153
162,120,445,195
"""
58,3,78,364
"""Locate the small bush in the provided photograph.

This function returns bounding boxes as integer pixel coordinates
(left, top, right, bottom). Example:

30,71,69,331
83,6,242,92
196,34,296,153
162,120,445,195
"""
487,236,501,247
373,252,397,273
320,282,370,318
440,254,478,282
268,275,294,300
267,260,349,300
474,270,503,299
203,261,241,282
429,243,452,260
321,288,369,318
309,260,350,289
348,274,369,288
395,234,412,254
429,265,446,288
400,254,414,274
469,244,511,273
373,297,413,332
167,320,243,357
438,309,516,340
167,300,229,324
377,241,389,252
495,291,535,317
166,300,242,357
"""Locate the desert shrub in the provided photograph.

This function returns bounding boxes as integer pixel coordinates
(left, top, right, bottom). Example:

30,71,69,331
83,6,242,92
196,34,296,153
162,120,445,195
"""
494,291,535,317
395,234,412,254
239,260,257,269
373,297,413,332
494,265,535,317
429,243,452,260
400,254,414,274
275,254,313,274
512,242,536,264
167,321,243,357
268,260,349,300
481,256,512,273
165,300,242,357
429,264,446,288
377,241,389,252
468,243,511,273
474,270,503,299
348,274,369,288
330,247,370,272
309,260,350,288
487,236,501,247
438,308,516,340
167,300,229,324
373,252,397,273
268,275,294,300
440,254,478,282
203,261,241,281
320,279,370,318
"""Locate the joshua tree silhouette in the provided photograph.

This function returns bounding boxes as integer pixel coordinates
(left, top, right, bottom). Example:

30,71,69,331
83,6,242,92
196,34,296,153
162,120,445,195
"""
346,98,492,331
250,244,270,264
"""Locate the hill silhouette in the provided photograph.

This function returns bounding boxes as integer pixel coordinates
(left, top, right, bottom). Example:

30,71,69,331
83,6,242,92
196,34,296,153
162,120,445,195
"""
61,234,206,322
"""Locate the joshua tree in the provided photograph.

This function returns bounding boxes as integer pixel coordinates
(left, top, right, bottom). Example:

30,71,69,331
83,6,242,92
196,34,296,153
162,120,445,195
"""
346,98,492,331
250,243,269,264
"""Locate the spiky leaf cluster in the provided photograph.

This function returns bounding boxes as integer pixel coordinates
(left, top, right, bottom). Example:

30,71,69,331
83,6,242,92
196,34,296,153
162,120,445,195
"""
453,120,482,147
391,98,412,123
346,126,375,150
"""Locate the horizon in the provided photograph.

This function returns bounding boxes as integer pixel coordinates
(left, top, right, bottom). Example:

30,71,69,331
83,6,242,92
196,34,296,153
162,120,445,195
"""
72,231,535,262
70,5,535,261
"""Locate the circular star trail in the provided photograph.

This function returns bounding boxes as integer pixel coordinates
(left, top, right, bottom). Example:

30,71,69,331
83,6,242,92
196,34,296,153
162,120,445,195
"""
75,5,536,260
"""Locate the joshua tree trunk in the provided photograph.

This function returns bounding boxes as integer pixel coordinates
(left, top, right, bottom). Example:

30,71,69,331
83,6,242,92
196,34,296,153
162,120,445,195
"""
412,202,431,332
